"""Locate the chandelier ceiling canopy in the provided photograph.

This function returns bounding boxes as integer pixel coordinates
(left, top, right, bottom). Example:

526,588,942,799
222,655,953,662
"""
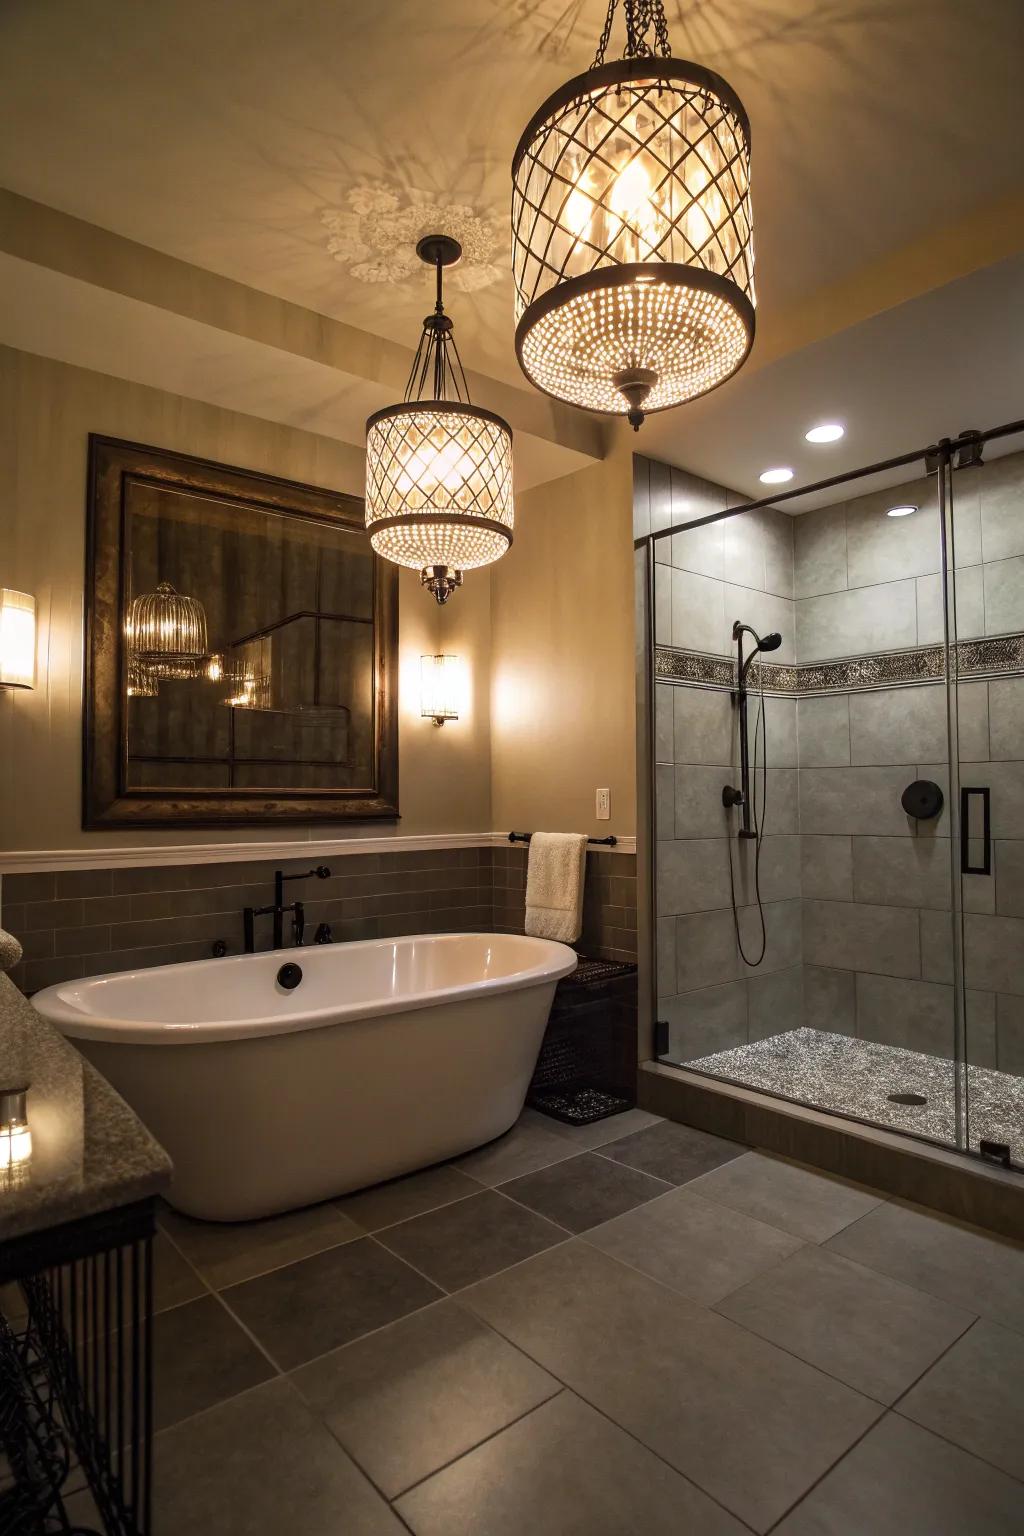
511,0,755,429
365,234,514,605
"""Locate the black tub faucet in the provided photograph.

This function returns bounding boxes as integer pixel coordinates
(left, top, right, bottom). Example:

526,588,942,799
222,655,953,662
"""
243,866,330,953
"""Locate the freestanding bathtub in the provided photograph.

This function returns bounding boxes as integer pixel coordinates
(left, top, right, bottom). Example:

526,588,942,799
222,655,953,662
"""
33,932,577,1221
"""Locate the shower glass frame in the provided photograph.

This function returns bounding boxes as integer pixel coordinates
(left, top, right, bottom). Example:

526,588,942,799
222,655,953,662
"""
639,420,1024,1173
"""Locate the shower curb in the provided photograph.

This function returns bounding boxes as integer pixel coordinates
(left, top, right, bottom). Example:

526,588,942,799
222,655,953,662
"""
638,1061,1024,1242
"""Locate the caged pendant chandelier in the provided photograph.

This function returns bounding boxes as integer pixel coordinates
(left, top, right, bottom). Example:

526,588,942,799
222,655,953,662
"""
511,0,755,429
124,581,208,679
365,235,514,605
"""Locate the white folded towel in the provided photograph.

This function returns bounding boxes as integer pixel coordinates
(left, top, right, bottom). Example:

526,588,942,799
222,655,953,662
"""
524,832,588,943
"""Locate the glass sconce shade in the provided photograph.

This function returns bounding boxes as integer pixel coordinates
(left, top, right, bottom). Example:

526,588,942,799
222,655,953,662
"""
366,405,514,573
126,655,159,697
512,57,754,425
0,589,37,689
421,654,460,725
125,581,208,678
0,1088,31,1169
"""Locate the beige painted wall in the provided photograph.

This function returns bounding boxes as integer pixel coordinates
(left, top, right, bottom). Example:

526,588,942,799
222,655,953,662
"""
490,440,637,840
0,345,493,851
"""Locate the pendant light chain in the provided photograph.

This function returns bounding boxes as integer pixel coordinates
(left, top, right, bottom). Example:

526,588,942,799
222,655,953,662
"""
592,0,672,66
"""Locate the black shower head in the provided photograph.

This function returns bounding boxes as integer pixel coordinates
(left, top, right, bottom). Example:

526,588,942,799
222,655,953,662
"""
758,632,783,653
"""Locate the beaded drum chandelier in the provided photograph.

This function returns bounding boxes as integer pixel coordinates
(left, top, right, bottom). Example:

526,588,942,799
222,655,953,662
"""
125,581,208,679
511,0,755,429
365,235,514,605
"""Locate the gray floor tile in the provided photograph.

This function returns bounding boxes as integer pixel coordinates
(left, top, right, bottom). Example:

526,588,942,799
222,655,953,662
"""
827,1198,1024,1332
160,1200,363,1289
376,1190,566,1292
599,1119,748,1184
334,1165,481,1231
532,1106,664,1149
292,1299,558,1498
222,1237,442,1369
151,1295,274,1432
453,1116,578,1185
584,1187,805,1306
396,1389,748,1536
461,1240,880,1533
691,1151,886,1242
715,1245,974,1403
900,1319,1024,1481
152,1231,205,1314
501,1152,672,1233
153,1378,404,1535
774,1412,1024,1535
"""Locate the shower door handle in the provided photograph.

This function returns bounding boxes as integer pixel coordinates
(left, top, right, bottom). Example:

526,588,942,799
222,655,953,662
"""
960,786,991,875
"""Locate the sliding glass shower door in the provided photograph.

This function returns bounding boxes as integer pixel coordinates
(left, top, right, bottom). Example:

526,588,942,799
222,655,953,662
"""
643,427,1024,1171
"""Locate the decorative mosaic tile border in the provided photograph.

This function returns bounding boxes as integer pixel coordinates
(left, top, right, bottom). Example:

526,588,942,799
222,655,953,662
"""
655,633,1024,696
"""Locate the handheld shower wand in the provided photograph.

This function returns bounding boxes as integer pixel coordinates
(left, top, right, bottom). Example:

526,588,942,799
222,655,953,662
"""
722,622,782,837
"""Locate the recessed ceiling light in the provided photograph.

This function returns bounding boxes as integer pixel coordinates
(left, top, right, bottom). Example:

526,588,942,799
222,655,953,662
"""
887,504,918,518
805,423,844,444
759,467,794,485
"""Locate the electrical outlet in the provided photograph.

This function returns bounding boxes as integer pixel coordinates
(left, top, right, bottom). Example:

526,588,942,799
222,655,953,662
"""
596,787,611,820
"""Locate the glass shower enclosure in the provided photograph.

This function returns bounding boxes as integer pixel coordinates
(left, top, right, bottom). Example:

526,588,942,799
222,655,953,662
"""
638,421,1024,1170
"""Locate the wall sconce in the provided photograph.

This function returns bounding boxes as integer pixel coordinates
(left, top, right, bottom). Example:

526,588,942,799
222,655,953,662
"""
0,589,37,689
421,654,460,726
0,1087,32,1185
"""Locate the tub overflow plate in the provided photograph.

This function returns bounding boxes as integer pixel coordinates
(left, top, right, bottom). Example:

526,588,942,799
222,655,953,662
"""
277,962,303,990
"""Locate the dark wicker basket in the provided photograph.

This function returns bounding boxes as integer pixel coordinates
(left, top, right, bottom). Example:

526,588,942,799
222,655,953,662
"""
527,957,638,1125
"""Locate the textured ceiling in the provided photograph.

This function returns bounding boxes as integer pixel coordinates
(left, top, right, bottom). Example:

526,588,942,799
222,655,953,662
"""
2,0,1023,390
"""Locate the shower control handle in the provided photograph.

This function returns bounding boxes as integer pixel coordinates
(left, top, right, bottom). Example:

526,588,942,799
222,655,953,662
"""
722,784,744,809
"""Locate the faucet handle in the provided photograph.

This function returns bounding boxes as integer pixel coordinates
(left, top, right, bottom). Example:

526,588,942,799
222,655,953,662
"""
313,865,331,879
292,900,306,948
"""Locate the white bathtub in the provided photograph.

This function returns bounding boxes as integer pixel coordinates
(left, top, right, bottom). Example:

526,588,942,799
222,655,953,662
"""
33,932,577,1221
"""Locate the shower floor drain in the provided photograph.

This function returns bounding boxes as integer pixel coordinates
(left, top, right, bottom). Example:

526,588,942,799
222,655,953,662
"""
888,1091,928,1106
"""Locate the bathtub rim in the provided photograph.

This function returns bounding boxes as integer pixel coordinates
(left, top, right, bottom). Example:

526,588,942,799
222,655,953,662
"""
32,930,578,1045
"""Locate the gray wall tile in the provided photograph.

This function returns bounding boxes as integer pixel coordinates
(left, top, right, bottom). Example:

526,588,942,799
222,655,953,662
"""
988,677,1024,760
764,696,798,769
656,766,674,839
801,835,853,901
996,993,1024,1075
978,454,1024,563
804,966,856,1034
797,696,850,767
855,972,953,1056
655,684,674,764
849,685,947,766
803,899,920,978
723,584,794,662
852,836,950,911
915,566,985,645
799,766,914,836
920,908,954,984
995,840,1024,918
657,917,676,997
663,979,747,1060
760,508,795,601
964,912,1024,996
748,965,803,1040
722,510,764,591
956,681,990,763
794,504,846,599
674,909,742,992
983,555,1024,636
672,567,724,653
671,517,724,580
657,839,731,917
844,483,940,587
739,899,802,976
966,990,997,1069
655,562,671,644
673,686,734,766
674,766,732,838
734,836,802,905
796,580,917,662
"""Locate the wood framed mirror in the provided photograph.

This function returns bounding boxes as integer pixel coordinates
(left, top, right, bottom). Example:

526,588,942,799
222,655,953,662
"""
84,436,398,828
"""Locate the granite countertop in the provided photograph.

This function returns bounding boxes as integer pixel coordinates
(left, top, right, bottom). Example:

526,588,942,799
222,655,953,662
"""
0,971,172,1244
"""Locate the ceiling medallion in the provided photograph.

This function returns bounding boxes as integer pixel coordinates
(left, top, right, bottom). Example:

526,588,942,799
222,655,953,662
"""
511,0,755,429
364,235,514,605
321,187,502,292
